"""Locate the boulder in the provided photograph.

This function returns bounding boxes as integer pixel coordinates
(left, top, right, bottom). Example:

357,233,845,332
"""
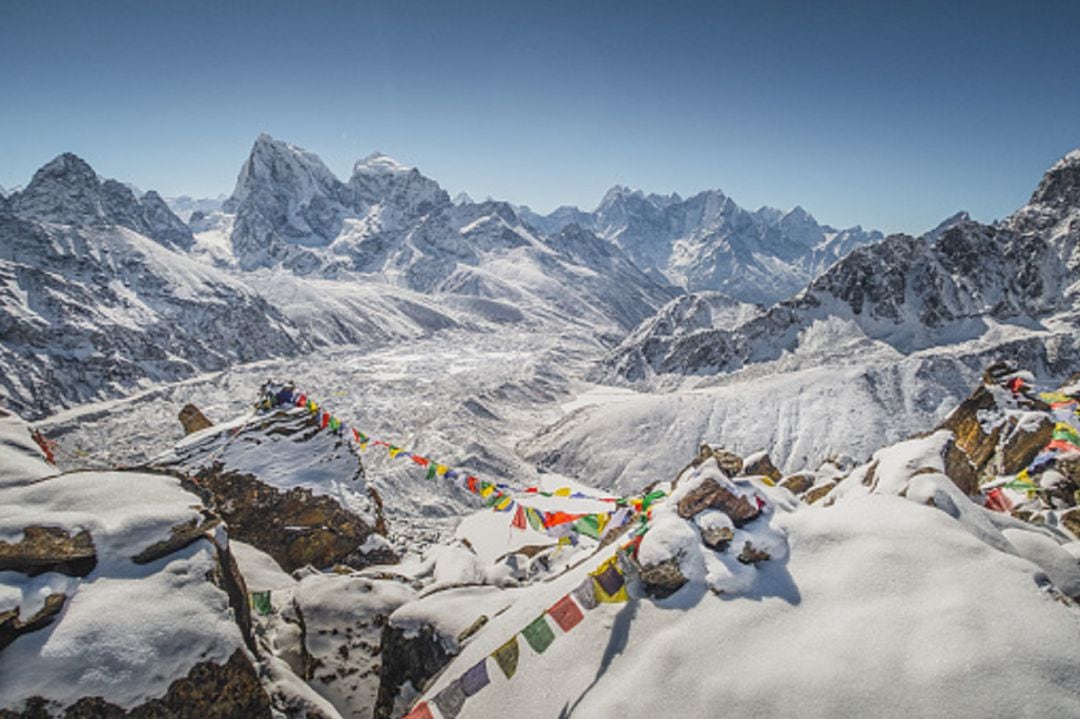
677,477,761,526
0,594,66,652
6,650,273,719
374,624,456,719
803,482,837,505
639,557,688,598
936,384,1001,472
1061,508,1080,540
998,415,1055,476
178,404,213,436
737,540,771,565
780,473,815,495
742,452,782,484
684,444,744,478
187,466,397,572
0,526,96,577
700,524,734,551
940,437,979,496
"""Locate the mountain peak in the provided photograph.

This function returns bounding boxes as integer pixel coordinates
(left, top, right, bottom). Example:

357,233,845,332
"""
354,152,412,175
29,152,100,190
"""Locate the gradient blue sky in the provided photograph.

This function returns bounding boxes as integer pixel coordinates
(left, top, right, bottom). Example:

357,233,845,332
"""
2,0,1079,233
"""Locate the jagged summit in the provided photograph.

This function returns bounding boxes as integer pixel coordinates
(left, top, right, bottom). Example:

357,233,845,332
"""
7,152,193,251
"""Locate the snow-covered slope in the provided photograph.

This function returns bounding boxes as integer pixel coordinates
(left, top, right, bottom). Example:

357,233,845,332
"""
222,135,676,331
0,210,306,419
521,186,884,303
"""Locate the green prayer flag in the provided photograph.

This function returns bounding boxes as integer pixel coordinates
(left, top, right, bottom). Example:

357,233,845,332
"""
641,489,666,511
573,514,602,540
250,590,272,616
1053,425,1080,445
522,615,555,654
526,507,544,531
492,637,520,679
426,464,437,481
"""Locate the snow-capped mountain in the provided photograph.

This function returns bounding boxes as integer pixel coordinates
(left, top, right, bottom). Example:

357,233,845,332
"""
520,187,884,304
164,194,226,222
220,135,676,330
599,153,1080,385
8,154,194,252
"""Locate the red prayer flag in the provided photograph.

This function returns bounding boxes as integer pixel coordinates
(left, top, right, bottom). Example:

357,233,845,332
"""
525,487,539,493
467,476,479,493
412,455,430,467
1006,377,1025,394
403,702,433,719
1047,439,1080,454
511,504,527,530
547,595,584,632
295,394,307,407
544,511,585,527
320,412,330,429
984,488,1014,513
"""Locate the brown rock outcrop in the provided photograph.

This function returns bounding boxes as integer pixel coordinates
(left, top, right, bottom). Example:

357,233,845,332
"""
178,404,213,436
2,649,273,719
998,415,1055,476
936,384,1001,471
743,453,783,484
677,477,761,526
941,436,979,496
0,594,66,652
639,557,688,598
188,466,396,572
780,473,815,495
0,527,96,577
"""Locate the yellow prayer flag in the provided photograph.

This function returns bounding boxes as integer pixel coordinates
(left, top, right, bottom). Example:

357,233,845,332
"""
389,447,403,458
480,485,494,498
436,464,449,476
554,487,571,497
590,555,629,603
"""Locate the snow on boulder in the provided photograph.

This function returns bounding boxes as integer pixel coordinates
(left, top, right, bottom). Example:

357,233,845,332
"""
154,400,396,572
0,464,271,716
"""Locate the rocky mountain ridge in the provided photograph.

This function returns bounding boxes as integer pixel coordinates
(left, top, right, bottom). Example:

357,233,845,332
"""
599,149,1080,384
520,184,885,303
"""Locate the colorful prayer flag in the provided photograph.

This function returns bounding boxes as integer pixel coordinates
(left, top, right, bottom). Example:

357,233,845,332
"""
460,659,490,697
412,455,430,467
389,446,403,458
511,505,527,530
544,511,584,527
467,476,480,493
426,465,437,481
436,464,449,476
571,576,598,610
1053,423,1080,446
494,496,513,511
522,615,556,654
548,595,584,632
526,507,545,531
403,702,433,719
249,590,272,616
492,637,520,679
432,678,465,719
554,487,571,497
591,556,628,603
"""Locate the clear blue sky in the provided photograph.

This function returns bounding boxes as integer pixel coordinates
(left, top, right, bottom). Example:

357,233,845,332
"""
2,0,1079,234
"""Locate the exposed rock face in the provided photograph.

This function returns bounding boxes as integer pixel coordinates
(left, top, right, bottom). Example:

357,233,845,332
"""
803,482,837,505
779,473,815,495
187,466,396,572
178,404,213,436
677,477,761,526
998,415,1055,475
374,624,455,719
0,594,66,652
0,527,95,577
743,453,783,484
937,384,1003,472
940,436,979,496
684,444,744,478
1,649,272,719
737,541,771,565
9,153,194,250
639,557,688,598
